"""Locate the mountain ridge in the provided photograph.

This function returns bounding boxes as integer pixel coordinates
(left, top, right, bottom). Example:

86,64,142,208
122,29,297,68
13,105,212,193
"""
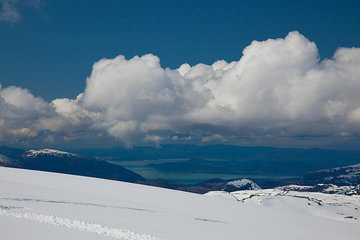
0,146,145,183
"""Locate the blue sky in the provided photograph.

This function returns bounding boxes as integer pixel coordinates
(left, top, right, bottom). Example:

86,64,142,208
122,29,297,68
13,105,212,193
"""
1,0,360,148
1,0,359,100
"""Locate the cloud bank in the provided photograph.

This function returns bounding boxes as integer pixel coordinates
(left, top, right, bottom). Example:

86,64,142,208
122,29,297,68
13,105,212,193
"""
1,31,360,146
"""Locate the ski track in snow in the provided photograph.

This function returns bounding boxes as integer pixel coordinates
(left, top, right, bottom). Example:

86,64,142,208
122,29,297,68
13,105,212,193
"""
0,197,229,225
0,197,155,213
0,206,163,240
193,217,227,223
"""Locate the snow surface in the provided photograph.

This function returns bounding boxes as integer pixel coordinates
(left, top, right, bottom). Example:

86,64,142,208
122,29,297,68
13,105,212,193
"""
276,184,360,195
1,167,360,240
206,189,360,224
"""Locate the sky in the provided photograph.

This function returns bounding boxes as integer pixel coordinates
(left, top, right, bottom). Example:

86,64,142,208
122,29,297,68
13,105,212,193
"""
0,0,360,148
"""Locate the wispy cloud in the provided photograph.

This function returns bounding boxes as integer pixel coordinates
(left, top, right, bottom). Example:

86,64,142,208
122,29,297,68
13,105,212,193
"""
0,0,42,23
1,32,360,147
0,0,21,22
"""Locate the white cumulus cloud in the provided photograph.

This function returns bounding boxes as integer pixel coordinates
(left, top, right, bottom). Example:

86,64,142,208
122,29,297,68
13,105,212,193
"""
1,31,360,147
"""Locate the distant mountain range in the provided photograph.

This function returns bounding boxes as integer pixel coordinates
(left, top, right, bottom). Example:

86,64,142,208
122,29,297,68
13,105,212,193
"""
303,164,360,186
0,146,144,183
1,145,360,195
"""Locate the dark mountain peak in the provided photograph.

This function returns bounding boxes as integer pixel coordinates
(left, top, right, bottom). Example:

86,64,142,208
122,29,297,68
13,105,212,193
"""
23,149,79,158
0,146,145,183
222,179,261,192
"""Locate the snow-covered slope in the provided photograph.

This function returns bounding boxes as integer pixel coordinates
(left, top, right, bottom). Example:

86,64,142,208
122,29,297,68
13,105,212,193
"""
206,189,360,225
1,167,360,240
276,184,360,195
